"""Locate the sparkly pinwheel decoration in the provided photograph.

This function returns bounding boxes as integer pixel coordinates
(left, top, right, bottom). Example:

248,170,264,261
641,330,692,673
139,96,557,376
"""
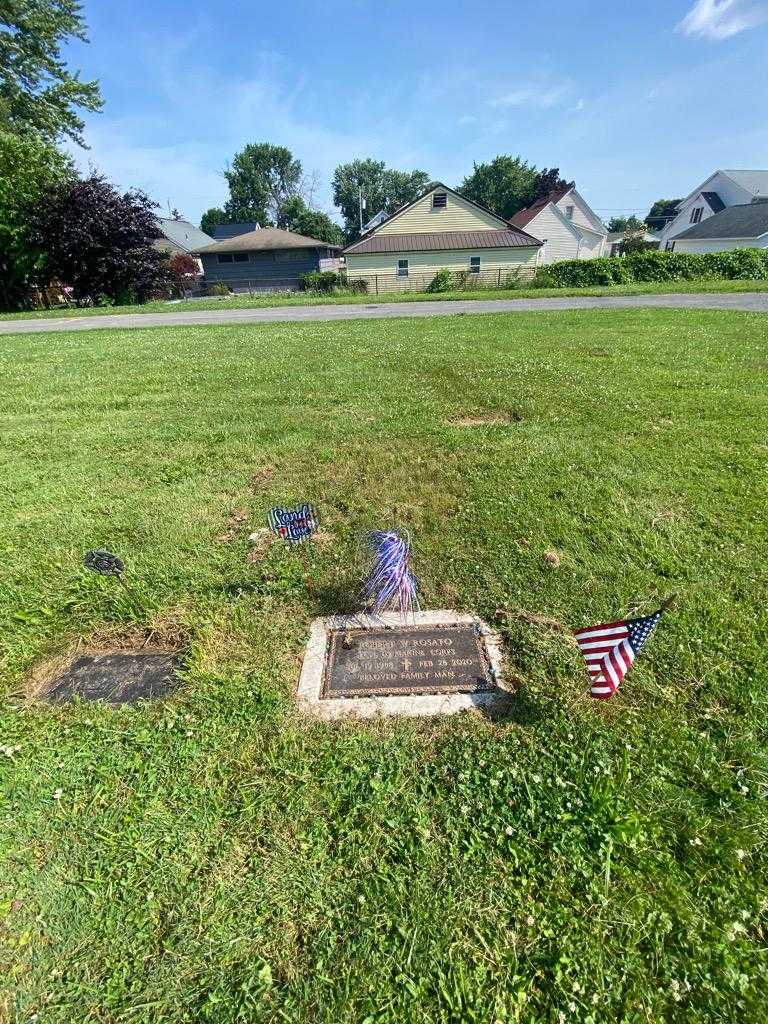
363,530,419,620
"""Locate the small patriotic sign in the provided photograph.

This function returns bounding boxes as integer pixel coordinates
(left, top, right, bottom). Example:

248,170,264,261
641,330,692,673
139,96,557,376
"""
574,608,664,699
267,503,319,545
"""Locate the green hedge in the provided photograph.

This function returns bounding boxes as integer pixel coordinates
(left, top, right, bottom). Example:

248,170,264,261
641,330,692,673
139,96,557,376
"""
533,248,768,288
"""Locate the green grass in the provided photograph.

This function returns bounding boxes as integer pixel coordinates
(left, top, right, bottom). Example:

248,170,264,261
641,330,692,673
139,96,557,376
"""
1,309,766,1023
0,276,767,320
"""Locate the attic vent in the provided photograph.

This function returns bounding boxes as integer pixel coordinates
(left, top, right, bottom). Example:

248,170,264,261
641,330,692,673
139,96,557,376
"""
432,192,448,209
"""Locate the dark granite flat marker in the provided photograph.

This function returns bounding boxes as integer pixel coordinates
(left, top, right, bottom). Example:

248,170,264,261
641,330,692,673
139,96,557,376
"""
322,623,495,699
46,652,179,705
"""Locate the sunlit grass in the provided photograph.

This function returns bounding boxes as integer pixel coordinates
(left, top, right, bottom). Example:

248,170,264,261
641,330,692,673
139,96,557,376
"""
1,309,766,1022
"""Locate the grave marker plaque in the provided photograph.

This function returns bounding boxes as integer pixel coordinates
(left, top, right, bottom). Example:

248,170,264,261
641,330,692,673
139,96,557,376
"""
322,623,495,699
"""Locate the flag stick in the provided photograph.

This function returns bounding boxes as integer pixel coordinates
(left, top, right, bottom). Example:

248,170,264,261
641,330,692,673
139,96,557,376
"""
297,542,315,598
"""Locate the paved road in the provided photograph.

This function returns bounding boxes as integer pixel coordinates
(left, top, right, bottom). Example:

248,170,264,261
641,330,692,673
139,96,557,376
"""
1,291,766,335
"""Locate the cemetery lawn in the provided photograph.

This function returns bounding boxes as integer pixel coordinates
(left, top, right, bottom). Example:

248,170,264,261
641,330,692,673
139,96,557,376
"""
1,308,766,1023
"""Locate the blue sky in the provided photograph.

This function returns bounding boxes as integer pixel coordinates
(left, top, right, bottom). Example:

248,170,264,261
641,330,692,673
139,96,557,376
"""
64,0,768,226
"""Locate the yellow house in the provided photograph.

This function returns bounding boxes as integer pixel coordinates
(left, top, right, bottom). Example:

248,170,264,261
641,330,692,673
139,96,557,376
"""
343,183,542,293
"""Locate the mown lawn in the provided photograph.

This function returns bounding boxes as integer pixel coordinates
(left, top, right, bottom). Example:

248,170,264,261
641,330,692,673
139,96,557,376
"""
1,309,766,1023
0,276,767,320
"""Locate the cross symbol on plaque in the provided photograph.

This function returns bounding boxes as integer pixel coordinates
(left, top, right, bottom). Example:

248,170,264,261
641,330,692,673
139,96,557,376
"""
402,657,412,671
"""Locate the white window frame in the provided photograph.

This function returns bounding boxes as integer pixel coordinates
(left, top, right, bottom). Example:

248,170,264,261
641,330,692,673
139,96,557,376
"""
690,207,703,224
565,205,575,220
397,259,409,277
469,256,481,274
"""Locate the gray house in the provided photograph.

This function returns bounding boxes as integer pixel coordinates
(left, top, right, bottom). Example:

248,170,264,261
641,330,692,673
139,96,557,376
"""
154,218,215,267
196,228,341,292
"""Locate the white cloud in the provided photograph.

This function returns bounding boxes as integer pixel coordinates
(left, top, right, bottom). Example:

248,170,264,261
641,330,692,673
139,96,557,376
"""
490,82,570,109
677,0,768,40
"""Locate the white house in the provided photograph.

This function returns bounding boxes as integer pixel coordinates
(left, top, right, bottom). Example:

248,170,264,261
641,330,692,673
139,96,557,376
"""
508,185,607,263
658,170,768,249
670,200,768,254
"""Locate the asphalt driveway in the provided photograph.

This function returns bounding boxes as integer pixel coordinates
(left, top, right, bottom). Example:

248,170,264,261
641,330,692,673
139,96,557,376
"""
1,291,766,335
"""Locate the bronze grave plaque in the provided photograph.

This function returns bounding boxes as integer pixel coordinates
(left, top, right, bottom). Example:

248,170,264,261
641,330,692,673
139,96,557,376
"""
322,623,496,699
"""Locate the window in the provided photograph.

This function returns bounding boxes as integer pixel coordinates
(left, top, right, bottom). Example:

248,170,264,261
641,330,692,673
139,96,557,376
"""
397,259,409,277
217,253,234,263
565,205,574,220
233,253,249,263
470,256,481,274
690,207,703,224
432,192,447,209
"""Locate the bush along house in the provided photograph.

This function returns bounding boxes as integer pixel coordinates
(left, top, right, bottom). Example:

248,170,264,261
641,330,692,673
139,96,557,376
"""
343,183,542,293
195,228,342,293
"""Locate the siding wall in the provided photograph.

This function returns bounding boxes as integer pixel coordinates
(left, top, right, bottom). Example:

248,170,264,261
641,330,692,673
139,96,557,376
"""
673,237,768,254
377,189,506,234
528,207,581,264
345,246,539,292
660,173,753,245
201,248,323,291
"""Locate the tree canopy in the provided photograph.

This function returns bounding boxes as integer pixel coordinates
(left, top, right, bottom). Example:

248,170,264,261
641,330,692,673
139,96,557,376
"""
282,195,343,246
0,129,72,308
0,0,102,144
28,173,171,305
607,214,645,232
223,143,303,228
200,207,226,236
331,159,430,239
645,198,681,230
459,156,539,220
460,157,576,220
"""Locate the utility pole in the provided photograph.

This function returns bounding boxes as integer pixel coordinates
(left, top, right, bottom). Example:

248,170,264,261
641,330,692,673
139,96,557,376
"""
358,184,365,234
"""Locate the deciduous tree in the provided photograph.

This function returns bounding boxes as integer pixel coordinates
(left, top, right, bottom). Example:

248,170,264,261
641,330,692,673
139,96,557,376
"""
200,206,226,236
28,173,172,305
331,159,430,239
282,196,343,246
459,155,539,220
0,129,72,309
0,0,102,143
223,143,303,228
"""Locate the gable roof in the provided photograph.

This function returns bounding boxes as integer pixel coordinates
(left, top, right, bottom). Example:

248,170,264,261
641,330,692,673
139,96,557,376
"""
213,222,260,240
357,182,511,239
721,170,768,197
196,227,341,254
508,185,573,229
674,202,768,240
156,218,214,253
344,228,541,255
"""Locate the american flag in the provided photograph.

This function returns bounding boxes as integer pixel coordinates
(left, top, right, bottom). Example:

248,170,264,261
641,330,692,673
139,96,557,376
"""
574,609,663,699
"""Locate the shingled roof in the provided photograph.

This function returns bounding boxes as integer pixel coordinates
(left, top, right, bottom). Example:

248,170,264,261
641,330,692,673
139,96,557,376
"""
344,228,541,255
674,201,768,241
196,228,341,254
508,186,574,229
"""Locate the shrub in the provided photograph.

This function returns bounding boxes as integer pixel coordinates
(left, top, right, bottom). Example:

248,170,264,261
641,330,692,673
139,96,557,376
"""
205,281,230,296
536,248,768,288
299,270,338,292
345,278,368,294
426,269,453,293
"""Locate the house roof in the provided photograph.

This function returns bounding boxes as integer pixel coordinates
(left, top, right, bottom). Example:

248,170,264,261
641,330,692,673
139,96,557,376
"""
213,222,260,240
196,228,341,254
352,182,512,242
674,202,768,240
700,191,725,213
721,170,768,197
508,186,574,229
156,218,214,253
344,228,541,255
